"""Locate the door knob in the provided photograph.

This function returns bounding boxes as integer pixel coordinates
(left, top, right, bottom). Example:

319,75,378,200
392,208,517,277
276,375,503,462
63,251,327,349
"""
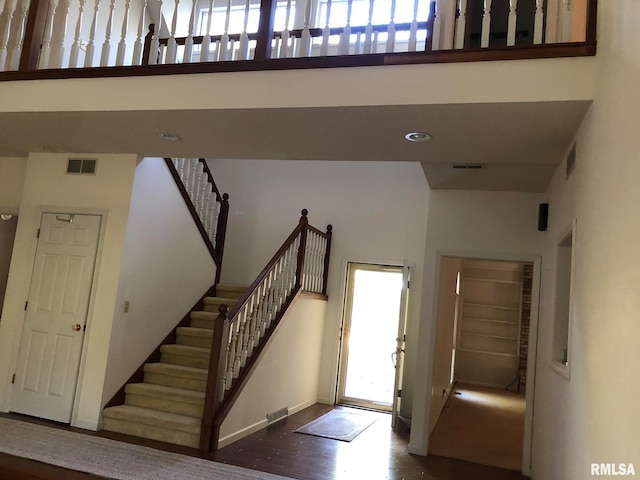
72,324,82,331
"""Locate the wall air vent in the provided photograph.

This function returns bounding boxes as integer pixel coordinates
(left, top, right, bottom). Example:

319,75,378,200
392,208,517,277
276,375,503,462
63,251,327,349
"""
266,406,289,425
67,159,97,175
452,164,485,169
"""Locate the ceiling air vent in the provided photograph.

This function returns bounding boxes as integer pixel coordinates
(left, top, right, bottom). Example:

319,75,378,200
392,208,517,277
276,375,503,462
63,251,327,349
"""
452,164,485,169
67,159,97,175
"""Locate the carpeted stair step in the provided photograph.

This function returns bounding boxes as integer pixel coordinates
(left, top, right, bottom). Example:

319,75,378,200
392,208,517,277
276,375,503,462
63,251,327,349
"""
160,344,210,369
215,283,247,300
102,405,200,448
143,362,207,392
176,326,213,348
124,383,205,418
203,296,238,313
189,311,219,330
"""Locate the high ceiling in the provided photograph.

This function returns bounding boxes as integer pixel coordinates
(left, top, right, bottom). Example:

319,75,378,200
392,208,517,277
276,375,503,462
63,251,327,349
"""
0,99,590,192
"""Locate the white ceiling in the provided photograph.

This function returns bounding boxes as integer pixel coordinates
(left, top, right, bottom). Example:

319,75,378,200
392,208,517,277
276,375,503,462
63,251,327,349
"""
0,100,590,192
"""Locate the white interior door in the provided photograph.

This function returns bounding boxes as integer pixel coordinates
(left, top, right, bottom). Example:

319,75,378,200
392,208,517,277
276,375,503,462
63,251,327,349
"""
11,213,101,423
391,262,410,429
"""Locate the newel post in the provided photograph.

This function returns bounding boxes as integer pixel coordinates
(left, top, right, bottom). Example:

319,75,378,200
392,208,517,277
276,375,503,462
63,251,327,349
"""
142,23,154,65
19,0,49,71
200,304,230,453
295,209,309,289
215,193,230,271
322,225,333,296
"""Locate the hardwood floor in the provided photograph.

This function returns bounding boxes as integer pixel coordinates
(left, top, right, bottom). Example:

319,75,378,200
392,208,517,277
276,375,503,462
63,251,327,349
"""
0,405,530,480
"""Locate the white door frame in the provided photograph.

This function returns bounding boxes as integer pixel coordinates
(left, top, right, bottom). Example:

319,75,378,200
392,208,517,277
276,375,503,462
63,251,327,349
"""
8,206,107,427
421,250,541,477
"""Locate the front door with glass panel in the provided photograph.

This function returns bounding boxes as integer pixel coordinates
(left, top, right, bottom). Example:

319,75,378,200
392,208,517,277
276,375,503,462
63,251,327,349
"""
337,262,407,411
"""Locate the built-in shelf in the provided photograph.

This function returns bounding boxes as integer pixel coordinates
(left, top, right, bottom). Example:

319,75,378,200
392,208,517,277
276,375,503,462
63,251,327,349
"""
461,332,518,341
457,347,519,358
464,302,520,311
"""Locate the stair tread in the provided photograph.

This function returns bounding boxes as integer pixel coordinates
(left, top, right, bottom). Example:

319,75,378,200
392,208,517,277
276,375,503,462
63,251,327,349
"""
143,362,207,379
103,405,200,433
190,311,219,320
176,327,213,338
160,344,210,357
204,296,238,305
125,382,205,402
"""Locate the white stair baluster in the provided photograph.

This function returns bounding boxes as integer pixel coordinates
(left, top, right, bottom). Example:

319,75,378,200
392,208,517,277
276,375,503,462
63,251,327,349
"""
454,0,467,49
202,184,213,235
363,0,375,54
132,0,147,65
278,0,292,58
386,0,396,53
408,0,419,52
116,0,131,65
210,195,220,246
184,0,197,62
338,0,353,56
560,0,572,42
0,0,14,70
218,0,232,61
149,0,162,65
7,0,28,71
38,0,57,69
320,0,331,56
100,0,116,66
187,159,198,198
237,0,251,60
533,0,544,44
480,0,492,48
69,0,86,68
200,0,214,62
191,161,204,208
298,0,311,57
84,0,99,67
507,0,518,46
165,0,180,63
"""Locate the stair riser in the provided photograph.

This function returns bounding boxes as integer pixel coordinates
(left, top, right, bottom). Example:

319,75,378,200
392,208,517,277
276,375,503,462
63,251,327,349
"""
144,372,206,392
215,290,245,300
190,318,215,330
161,352,209,369
125,393,203,419
103,418,199,448
176,335,212,349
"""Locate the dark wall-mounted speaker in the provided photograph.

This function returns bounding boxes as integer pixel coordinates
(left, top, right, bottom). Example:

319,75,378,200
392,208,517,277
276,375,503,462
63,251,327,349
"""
538,203,549,231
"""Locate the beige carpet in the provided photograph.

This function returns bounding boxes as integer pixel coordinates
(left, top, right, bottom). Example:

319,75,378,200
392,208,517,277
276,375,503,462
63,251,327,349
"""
0,417,295,480
428,383,525,471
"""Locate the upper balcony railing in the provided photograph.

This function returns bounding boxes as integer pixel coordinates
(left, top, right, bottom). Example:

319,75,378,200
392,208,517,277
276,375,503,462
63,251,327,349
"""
0,0,597,81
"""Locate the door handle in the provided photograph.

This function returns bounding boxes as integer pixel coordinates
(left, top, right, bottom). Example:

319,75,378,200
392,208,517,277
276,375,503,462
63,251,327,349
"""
72,324,82,331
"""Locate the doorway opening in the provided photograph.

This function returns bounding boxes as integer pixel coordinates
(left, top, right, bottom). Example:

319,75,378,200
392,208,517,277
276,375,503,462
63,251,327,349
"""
0,213,18,318
337,262,408,414
428,256,536,473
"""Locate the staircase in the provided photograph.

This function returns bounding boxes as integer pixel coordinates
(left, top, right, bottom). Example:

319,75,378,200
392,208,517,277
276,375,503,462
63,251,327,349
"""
102,284,246,448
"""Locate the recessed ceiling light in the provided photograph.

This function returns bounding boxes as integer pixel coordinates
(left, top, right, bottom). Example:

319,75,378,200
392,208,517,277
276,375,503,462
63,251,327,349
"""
159,132,181,141
405,132,432,142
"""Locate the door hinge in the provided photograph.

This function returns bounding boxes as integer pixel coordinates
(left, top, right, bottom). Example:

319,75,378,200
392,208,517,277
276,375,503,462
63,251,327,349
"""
397,389,402,398
83,324,86,332
12,374,16,384
24,301,28,311
407,281,410,289
36,228,40,239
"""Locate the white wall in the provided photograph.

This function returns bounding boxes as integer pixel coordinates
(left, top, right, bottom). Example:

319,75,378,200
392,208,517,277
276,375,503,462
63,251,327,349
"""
0,158,27,212
207,159,429,418
531,1,640,478
409,190,544,455
219,296,326,447
102,158,217,404
0,152,137,430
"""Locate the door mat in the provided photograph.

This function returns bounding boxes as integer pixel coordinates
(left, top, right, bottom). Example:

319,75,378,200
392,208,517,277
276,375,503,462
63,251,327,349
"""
294,408,377,442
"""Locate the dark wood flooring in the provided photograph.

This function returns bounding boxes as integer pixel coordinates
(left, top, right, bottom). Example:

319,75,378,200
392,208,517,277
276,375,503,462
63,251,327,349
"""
0,404,530,480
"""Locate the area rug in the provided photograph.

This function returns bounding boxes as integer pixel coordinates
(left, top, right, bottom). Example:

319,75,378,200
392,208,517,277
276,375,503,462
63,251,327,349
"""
294,408,377,442
0,417,295,480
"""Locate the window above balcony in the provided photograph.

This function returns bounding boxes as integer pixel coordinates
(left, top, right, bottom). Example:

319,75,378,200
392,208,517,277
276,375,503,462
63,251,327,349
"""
0,0,596,81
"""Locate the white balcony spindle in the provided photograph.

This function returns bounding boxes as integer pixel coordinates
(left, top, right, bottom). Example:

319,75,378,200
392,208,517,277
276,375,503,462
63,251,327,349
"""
480,0,492,48
0,0,15,70
116,0,131,65
454,0,467,49
363,0,375,54
432,1,442,51
279,0,292,58
84,0,99,67
39,0,57,69
408,0,420,51
339,0,353,55
183,0,197,62
507,0,518,46
386,0,396,53
6,0,28,71
560,0,572,43
100,0,116,66
320,0,331,56
237,0,251,60
533,0,544,44
69,0,86,67
200,0,214,62
149,0,162,65
166,0,180,63
298,0,311,57
132,0,147,65
218,0,232,61
187,159,198,197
